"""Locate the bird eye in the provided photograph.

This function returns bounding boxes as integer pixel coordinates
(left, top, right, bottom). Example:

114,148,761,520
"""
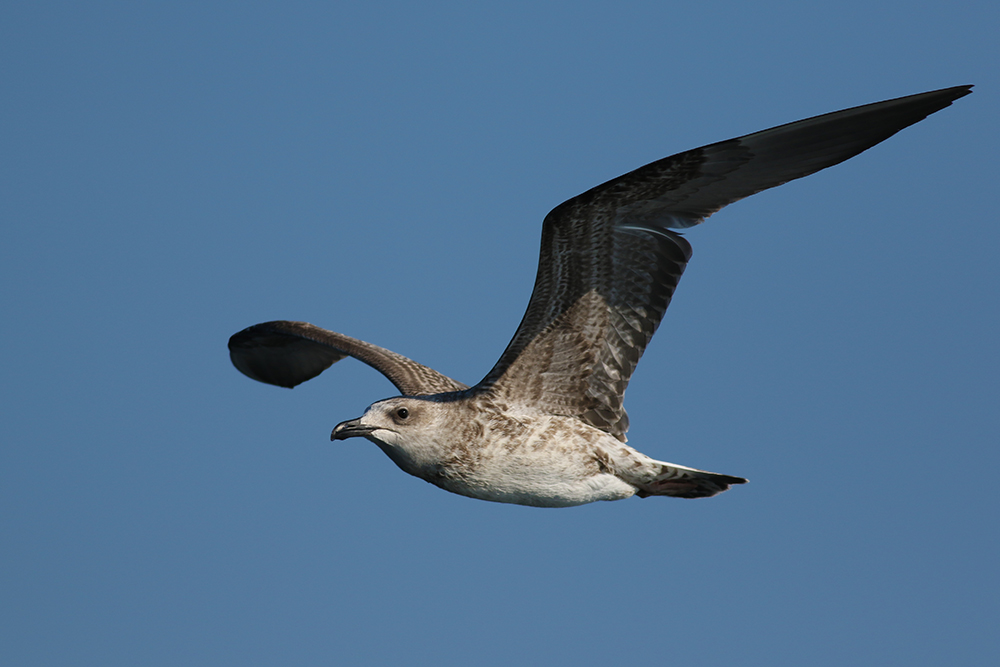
396,408,409,420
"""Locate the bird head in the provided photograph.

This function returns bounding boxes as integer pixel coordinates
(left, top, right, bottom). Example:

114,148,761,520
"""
331,397,442,447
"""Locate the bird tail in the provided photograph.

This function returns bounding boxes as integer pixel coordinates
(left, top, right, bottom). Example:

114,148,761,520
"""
634,462,747,499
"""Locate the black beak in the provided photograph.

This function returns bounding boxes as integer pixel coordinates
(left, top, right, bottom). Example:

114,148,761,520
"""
331,417,376,441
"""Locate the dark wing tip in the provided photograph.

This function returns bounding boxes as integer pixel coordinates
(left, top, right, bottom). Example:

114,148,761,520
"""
228,321,347,388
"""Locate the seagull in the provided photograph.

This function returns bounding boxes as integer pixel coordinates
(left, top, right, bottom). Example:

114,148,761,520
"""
229,86,971,507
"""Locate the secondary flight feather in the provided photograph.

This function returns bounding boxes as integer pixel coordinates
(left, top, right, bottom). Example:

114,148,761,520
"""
230,86,971,507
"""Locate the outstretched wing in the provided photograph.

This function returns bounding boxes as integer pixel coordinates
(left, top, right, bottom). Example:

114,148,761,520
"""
229,320,468,396
476,85,972,441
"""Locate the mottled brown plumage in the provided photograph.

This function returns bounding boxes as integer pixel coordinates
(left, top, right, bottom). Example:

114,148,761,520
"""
229,86,971,507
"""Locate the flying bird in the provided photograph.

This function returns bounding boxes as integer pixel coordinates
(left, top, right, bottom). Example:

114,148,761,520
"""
229,86,971,507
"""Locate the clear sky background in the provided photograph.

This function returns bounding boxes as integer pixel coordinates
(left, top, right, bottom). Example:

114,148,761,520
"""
2,2,997,665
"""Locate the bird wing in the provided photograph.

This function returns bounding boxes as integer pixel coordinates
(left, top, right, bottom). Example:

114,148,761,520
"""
476,85,972,441
229,320,468,396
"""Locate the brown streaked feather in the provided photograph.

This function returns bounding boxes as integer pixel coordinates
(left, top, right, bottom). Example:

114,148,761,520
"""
476,86,972,440
229,320,468,396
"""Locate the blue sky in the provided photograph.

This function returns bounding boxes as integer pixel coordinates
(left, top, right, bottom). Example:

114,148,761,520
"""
2,2,997,665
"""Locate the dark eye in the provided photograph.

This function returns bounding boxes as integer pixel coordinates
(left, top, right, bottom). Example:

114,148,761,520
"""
396,408,409,420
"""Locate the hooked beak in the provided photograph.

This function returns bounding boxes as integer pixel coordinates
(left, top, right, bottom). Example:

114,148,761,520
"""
331,417,377,441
